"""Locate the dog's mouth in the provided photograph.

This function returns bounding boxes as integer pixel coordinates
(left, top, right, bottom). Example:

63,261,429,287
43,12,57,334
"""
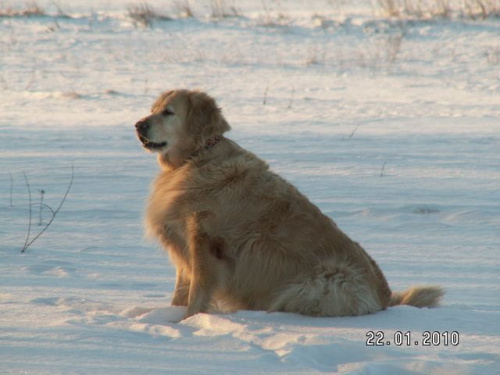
138,134,167,150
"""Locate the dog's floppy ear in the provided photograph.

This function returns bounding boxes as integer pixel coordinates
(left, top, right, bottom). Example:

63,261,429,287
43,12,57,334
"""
187,91,230,141
151,90,175,113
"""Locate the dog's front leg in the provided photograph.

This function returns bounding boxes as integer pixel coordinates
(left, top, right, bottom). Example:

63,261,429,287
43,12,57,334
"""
171,267,190,306
184,231,218,319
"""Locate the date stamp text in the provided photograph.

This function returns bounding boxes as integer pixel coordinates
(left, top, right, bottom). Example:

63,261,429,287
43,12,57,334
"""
366,331,460,347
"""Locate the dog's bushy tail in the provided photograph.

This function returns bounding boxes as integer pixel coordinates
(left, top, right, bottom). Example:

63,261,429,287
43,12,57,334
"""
390,285,444,308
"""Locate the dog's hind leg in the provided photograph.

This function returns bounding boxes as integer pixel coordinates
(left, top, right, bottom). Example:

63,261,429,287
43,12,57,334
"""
269,260,384,317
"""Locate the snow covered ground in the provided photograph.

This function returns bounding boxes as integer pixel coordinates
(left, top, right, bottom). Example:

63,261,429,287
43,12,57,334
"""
1,1,499,374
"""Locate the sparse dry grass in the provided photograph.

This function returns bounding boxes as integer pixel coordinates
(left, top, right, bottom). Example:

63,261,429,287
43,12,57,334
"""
258,12,291,27
210,0,240,20
0,0,45,17
464,0,500,19
257,0,291,27
127,2,172,27
175,0,194,18
377,0,500,19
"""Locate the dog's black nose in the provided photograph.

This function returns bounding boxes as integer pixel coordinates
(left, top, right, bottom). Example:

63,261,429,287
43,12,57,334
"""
135,120,148,131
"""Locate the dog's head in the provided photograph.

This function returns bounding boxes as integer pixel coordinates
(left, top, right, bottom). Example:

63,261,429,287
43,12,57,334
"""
135,89,230,169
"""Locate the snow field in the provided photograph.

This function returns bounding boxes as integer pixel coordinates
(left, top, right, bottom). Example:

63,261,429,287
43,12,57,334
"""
1,1,499,374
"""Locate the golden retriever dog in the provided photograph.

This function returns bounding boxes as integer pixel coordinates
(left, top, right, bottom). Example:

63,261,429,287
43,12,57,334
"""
135,89,443,320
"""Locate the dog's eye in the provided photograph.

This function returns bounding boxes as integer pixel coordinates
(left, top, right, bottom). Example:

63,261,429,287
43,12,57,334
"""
162,109,174,116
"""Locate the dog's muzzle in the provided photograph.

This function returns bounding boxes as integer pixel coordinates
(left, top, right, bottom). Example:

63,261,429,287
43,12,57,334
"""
135,120,167,150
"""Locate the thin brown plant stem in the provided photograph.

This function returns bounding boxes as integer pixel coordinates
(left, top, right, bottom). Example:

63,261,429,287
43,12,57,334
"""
21,172,32,253
21,165,74,253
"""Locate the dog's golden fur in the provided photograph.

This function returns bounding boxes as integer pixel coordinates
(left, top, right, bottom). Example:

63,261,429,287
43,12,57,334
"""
135,89,443,320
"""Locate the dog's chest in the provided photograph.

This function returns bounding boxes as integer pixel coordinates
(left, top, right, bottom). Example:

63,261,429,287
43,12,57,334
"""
147,171,201,251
